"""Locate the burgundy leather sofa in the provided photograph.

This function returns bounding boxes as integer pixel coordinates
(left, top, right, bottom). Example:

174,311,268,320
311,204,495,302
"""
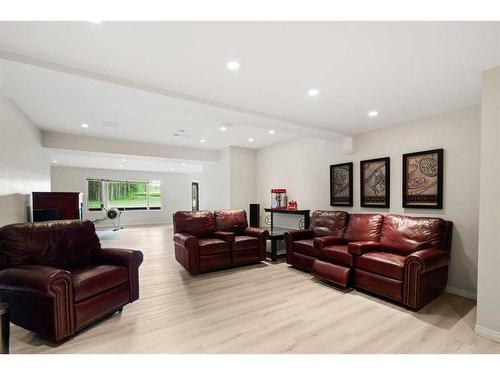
285,211,453,309
0,220,143,342
173,209,268,274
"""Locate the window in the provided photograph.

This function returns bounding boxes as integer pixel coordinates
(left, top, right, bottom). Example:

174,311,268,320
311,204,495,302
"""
87,179,162,211
192,182,199,211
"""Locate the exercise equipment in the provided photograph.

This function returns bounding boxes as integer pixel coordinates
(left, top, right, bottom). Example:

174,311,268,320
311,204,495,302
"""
93,204,123,231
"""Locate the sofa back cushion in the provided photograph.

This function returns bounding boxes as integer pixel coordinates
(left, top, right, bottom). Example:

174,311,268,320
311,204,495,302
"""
379,214,449,255
344,214,384,242
173,210,216,238
0,220,101,270
214,209,248,235
311,210,349,237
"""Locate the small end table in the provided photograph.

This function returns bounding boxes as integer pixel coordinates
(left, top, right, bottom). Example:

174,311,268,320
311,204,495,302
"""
0,302,9,354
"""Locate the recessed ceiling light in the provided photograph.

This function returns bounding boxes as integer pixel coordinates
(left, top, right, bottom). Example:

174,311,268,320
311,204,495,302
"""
182,163,186,166
52,160,57,163
219,126,227,132
268,129,275,134
308,89,319,97
248,138,254,142
368,110,379,117
121,158,127,162
171,167,175,171
226,61,240,71
81,123,89,128
89,20,102,24
200,139,206,143
119,165,124,168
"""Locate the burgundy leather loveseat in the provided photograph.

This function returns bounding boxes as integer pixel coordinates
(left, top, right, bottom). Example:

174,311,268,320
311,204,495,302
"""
173,209,268,274
285,211,453,309
0,220,143,342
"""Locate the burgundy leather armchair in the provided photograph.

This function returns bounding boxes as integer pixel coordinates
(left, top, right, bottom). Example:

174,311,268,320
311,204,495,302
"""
0,220,143,342
173,209,268,274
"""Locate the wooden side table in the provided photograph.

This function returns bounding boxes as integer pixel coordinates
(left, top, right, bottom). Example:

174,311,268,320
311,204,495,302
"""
0,303,9,354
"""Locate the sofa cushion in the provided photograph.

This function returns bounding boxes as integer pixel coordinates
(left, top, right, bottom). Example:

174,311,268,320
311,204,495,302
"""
173,211,216,238
233,235,259,251
0,220,101,270
214,209,248,235
344,214,384,242
318,245,353,267
310,210,349,237
198,238,231,255
379,214,448,255
355,252,406,280
72,264,128,303
292,239,318,258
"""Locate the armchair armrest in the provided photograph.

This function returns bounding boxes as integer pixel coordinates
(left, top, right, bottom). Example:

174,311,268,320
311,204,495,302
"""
405,248,449,273
244,227,269,261
213,231,235,242
0,265,72,295
94,248,144,302
313,236,346,249
348,241,381,255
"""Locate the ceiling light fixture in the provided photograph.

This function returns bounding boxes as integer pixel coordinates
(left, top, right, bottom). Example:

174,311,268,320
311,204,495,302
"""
219,126,227,132
121,158,127,162
81,123,89,128
248,138,254,142
308,89,319,97
368,110,379,117
268,129,275,134
226,61,240,71
89,20,102,24
200,139,206,143
52,160,58,163
119,165,124,168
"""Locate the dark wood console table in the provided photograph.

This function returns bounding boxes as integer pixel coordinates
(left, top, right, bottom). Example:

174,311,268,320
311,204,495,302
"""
264,208,310,261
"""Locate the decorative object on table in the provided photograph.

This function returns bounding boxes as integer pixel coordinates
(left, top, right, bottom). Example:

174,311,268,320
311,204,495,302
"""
0,303,9,354
288,200,297,210
402,148,443,209
330,162,353,206
271,188,287,209
360,157,390,208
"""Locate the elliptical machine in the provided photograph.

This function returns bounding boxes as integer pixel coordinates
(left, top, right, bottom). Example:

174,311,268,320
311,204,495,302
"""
93,204,123,231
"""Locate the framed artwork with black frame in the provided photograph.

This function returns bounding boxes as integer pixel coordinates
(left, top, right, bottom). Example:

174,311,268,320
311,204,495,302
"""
330,162,353,206
360,157,390,208
402,148,443,209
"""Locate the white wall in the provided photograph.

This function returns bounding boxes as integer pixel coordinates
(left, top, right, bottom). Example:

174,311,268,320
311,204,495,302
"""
476,66,500,342
257,106,481,299
0,96,50,226
229,146,257,210
199,148,230,210
51,166,197,227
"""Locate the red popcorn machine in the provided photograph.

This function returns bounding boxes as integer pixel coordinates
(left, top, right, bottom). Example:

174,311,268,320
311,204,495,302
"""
271,188,287,209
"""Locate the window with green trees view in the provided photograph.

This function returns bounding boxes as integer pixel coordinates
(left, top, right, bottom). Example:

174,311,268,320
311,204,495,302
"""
87,179,162,211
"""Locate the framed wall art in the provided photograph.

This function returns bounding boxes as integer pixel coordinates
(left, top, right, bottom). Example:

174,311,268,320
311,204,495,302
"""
360,157,390,208
402,148,443,209
330,162,353,206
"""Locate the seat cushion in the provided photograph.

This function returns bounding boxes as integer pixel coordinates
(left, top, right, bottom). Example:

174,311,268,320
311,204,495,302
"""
318,245,353,267
355,252,406,280
72,265,128,303
198,238,231,255
233,235,259,251
292,239,318,258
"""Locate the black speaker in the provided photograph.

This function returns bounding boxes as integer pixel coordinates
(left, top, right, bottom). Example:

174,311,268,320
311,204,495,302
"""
249,203,260,228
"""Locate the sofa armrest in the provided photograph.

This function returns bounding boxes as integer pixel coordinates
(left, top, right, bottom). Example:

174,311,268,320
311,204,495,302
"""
94,248,144,302
173,232,199,247
0,265,72,295
405,248,449,273
244,227,269,261
348,241,381,255
173,232,200,274
213,231,235,242
313,236,346,249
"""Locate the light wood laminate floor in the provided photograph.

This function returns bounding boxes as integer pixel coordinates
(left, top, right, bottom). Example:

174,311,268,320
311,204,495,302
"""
10,224,500,354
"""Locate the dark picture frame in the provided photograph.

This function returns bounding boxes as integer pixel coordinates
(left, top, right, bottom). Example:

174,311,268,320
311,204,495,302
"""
330,162,353,206
360,157,390,208
402,148,443,209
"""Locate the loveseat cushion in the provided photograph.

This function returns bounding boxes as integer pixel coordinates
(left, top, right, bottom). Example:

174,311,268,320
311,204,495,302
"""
292,239,318,258
198,238,231,255
318,245,353,267
310,210,349,237
72,264,128,303
344,214,384,242
233,235,259,251
173,211,216,238
355,252,406,280
0,220,101,270
379,214,448,255
214,209,248,235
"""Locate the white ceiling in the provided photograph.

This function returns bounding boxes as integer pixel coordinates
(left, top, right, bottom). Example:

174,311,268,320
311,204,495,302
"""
48,149,203,174
0,21,499,143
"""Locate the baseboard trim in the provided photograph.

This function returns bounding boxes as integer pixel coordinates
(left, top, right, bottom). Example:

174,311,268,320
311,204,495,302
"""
445,286,477,300
475,324,500,343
